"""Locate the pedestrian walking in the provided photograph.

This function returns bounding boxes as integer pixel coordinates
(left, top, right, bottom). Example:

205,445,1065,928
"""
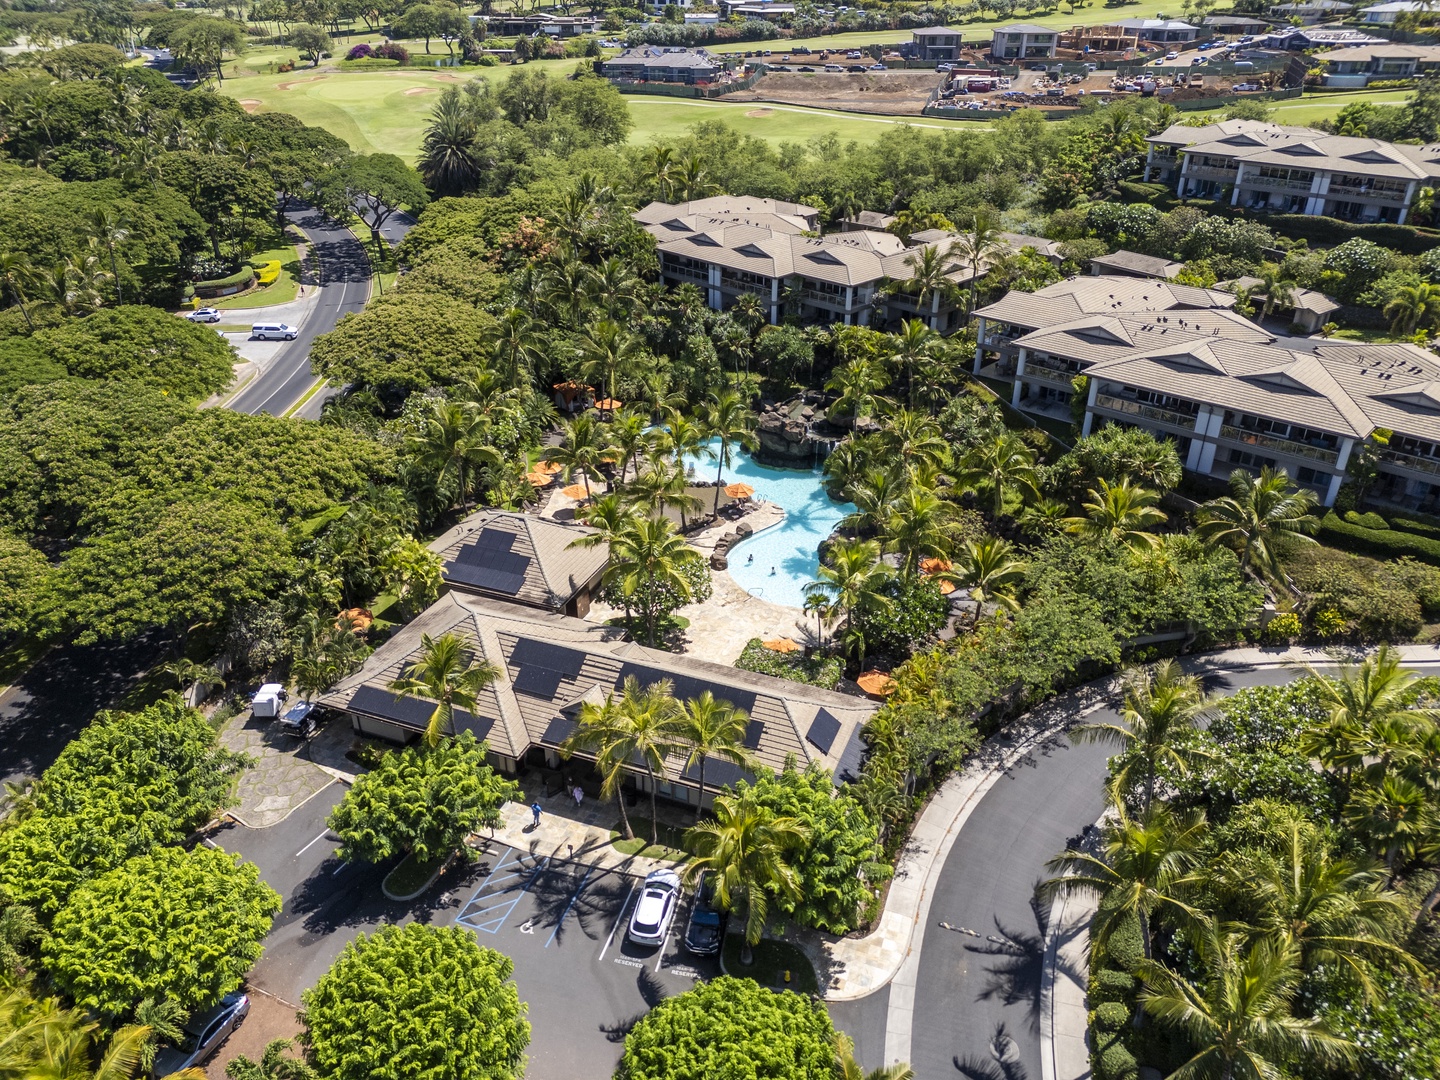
572,785,584,808
531,802,542,828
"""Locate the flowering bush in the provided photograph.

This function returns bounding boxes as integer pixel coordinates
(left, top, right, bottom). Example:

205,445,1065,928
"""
347,43,374,60
373,42,410,63
1263,612,1301,644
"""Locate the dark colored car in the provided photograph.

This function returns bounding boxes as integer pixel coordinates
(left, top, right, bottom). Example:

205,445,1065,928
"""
277,700,320,738
152,992,249,1076
683,870,726,955
799,65,815,72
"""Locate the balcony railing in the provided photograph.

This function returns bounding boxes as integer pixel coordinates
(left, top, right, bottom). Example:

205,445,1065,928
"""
1329,183,1408,204
801,287,845,306
1094,393,1196,430
1381,449,1440,478
665,263,707,282
1240,176,1315,194
1219,425,1340,465
1184,165,1238,181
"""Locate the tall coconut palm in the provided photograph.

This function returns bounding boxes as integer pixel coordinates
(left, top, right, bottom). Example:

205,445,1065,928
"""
803,538,892,670
86,208,131,305
834,1033,914,1080
1223,820,1413,996
704,389,758,517
951,209,1006,315
1043,804,1207,962
675,691,759,819
957,431,1039,519
672,154,719,200
1254,264,1297,324
0,252,39,331
627,463,703,530
682,788,810,952
544,413,612,500
584,256,641,320
895,244,957,331
0,987,205,1080
1344,773,1436,879
406,399,501,515
564,688,638,841
607,409,651,483
879,409,950,475
1195,467,1319,594
389,631,500,748
571,493,643,632
483,307,543,387
889,319,941,408
662,410,711,480
576,318,645,407
825,358,892,426
883,486,954,577
949,536,1027,614
1071,659,1212,815
606,515,704,646
1383,282,1440,337
1135,923,1356,1080
840,466,907,536
1064,477,1168,550
596,676,685,846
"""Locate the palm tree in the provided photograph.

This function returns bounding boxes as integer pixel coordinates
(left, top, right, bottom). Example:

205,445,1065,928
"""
0,252,39,331
1223,820,1412,996
672,154,719,200
627,463,703,530
576,318,645,407
841,466,907,536
957,431,1038,519
406,399,500,515
834,1033,914,1080
86,208,131,306
951,210,1006,315
564,689,637,841
825,358,892,426
890,319,941,407
1383,282,1440,337
949,536,1026,614
1064,477,1168,550
662,410,711,479
132,998,186,1074
879,409,950,475
544,413,612,501
1071,659,1212,814
483,308,543,387
1135,923,1356,1080
1195,467,1319,594
0,988,205,1080
883,486,954,577
676,691,759,818
605,515,705,646
683,788,810,955
895,244,957,331
1345,773,1436,879
606,410,650,483
389,631,499,748
576,676,684,846
803,538,892,670
584,256,641,319
1043,804,1207,962
704,390,758,517
1253,264,1297,324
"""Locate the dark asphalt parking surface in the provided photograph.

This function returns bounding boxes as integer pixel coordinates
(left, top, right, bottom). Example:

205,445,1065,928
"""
216,793,720,1080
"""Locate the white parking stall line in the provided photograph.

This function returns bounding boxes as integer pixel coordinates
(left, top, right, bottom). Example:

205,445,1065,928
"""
294,829,332,859
654,926,674,973
599,881,638,962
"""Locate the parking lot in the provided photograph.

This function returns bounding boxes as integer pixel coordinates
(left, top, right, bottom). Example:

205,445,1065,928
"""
217,790,718,1079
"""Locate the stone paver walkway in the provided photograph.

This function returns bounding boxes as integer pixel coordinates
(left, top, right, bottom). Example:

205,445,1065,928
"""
220,711,336,828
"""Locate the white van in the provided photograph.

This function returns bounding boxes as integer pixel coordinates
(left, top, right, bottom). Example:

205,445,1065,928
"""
824,63,843,72
251,323,297,340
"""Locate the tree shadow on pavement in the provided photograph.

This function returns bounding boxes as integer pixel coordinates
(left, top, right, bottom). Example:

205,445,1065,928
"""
598,969,670,1043
966,885,1084,1038
954,1021,1029,1080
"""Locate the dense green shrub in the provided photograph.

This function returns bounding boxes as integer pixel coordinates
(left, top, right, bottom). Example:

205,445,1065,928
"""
734,638,843,689
1289,544,1427,641
1263,612,1302,643
1391,515,1440,538
1248,213,1437,256
1091,967,1137,1004
1093,1001,1130,1033
851,573,949,661
192,265,254,297
1344,510,1390,530
1103,908,1145,971
1318,512,1440,568
1093,1032,1140,1080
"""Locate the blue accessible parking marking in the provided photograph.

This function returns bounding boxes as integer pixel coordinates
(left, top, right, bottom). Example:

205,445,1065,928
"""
456,849,549,934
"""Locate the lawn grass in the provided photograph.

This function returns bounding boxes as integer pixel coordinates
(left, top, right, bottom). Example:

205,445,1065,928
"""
212,243,302,310
626,98,979,144
382,850,447,898
1264,88,1414,126
610,816,691,861
721,935,818,994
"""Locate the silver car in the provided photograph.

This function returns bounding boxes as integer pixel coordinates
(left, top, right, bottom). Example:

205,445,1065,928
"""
627,869,681,947
152,992,249,1076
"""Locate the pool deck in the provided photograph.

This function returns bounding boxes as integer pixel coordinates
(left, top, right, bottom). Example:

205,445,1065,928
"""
584,499,818,664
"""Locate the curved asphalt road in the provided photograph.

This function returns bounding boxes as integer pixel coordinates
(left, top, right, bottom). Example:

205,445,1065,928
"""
226,203,413,418
883,658,1437,1080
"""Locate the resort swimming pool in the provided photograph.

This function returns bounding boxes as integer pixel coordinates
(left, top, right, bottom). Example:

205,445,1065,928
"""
682,438,855,609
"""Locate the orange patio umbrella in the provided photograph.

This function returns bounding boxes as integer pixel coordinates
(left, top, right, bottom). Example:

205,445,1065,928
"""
535,460,563,476
919,557,952,575
593,398,623,411
724,483,755,499
561,483,590,500
761,637,800,653
856,670,897,697
336,608,373,633
936,579,957,595
526,470,553,487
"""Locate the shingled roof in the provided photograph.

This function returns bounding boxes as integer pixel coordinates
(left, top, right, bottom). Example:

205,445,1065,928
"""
428,509,607,611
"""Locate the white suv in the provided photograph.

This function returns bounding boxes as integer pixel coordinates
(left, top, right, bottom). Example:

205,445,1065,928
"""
627,869,681,946
251,323,297,341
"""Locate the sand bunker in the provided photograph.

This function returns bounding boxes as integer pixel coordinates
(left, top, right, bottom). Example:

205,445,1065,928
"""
239,99,263,112
403,86,439,95
745,108,774,117
276,75,328,90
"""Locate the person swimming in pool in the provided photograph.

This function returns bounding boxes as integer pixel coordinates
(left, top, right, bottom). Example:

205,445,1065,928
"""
747,554,754,564
770,566,776,575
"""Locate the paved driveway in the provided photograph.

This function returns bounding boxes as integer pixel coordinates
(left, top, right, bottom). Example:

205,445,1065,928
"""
216,790,718,1079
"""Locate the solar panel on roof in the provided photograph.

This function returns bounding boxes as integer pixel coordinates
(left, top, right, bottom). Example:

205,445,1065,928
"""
614,662,758,715
513,666,566,700
681,755,753,791
743,720,764,749
445,530,531,596
806,708,842,755
511,639,588,676
348,685,491,739
540,716,579,747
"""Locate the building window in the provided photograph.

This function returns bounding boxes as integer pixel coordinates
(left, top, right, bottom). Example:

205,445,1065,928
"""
1228,448,1278,471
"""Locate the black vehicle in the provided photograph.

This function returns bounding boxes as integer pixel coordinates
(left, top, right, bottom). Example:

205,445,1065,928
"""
848,65,866,73
683,870,726,955
799,65,815,72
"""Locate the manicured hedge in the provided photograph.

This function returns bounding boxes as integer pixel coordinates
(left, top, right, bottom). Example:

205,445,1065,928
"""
1343,510,1389,530
338,58,401,70
193,265,254,298
1390,514,1440,538
1242,212,1440,256
1319,511,1440,567
1093,1001,1131,1033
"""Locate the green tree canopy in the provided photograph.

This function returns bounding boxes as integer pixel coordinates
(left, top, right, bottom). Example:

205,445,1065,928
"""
302,922,529,1080
43,845,280,1019
0,530,55,638
34,306,236,402
327,731,519,864
0,697,246,919
617,977,837,1080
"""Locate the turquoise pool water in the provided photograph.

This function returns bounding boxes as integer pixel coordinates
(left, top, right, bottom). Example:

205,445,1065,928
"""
681,438,855,609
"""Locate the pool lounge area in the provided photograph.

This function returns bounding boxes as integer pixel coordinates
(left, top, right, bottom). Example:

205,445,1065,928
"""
683,439,854,609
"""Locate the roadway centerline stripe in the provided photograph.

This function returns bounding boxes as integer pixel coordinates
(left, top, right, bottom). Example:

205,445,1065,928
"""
294,830,331,859
600,881,638,962
546,864,596,948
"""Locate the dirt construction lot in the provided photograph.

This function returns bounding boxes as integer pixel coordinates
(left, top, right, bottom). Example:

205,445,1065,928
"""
726,71,943,116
